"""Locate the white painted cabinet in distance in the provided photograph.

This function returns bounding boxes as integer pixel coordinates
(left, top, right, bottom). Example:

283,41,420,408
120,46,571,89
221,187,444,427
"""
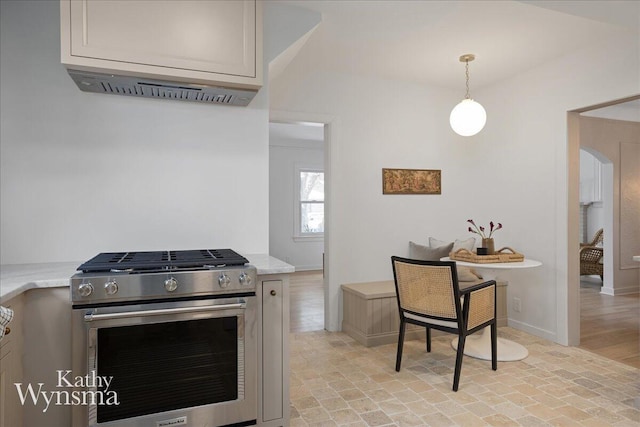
60,0,262,89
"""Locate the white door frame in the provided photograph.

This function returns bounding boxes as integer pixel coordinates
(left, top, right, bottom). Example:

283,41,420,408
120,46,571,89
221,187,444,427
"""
566,94,640,345
270,110,340,331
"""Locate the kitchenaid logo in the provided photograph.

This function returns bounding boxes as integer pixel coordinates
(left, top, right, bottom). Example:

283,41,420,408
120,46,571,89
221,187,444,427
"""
157,416,188,427
14,370,119,412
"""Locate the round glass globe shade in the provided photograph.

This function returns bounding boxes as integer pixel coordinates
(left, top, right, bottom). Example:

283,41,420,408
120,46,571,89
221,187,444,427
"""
449,99,487,136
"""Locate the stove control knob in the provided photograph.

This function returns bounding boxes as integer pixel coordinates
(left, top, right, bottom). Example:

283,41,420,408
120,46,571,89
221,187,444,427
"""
104,280,118,295
78,283,94,297
218,273,231,288
164,277,178,292
239,272,252,286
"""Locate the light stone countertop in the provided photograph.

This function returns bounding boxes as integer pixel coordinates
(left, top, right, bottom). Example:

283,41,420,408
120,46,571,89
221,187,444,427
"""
0,262,79,303
245,254,296,275
0,254,294,303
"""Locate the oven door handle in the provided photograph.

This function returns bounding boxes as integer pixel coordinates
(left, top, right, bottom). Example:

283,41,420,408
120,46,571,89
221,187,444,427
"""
84,302,246,322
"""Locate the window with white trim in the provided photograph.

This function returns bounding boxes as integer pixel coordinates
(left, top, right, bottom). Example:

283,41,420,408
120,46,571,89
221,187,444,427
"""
296,169,324,237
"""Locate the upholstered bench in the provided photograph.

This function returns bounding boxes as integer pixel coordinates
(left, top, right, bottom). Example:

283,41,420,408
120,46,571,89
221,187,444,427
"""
341,280,507,347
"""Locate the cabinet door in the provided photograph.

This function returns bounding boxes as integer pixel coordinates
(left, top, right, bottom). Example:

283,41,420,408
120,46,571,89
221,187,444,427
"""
65,0,258,79
1,347,17,427
0,296,23,427
262,280,283,422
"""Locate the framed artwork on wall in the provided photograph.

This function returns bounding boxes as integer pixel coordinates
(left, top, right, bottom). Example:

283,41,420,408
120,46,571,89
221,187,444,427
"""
382,168,441,195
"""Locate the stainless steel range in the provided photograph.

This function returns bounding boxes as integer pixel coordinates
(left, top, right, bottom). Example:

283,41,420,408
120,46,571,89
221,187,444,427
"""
70,249,257,427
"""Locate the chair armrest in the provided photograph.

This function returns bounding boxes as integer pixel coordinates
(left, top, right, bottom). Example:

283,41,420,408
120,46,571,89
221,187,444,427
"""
461,280,496,330
580,246,603,263
460,279,496,295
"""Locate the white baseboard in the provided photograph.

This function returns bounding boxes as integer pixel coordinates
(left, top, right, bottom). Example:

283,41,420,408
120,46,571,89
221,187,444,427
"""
609,285,640,295
508,319,558,343
600,286,615,296
293,265,323,272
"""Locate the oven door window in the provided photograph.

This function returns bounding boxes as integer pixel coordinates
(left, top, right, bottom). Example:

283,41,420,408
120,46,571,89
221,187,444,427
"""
95,316,240,423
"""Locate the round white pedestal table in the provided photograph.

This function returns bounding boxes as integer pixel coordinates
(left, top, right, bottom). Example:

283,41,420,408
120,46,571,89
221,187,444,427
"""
441,257,542,362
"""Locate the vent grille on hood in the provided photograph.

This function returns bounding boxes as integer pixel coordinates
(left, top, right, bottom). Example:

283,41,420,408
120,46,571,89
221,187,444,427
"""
67,70,256,106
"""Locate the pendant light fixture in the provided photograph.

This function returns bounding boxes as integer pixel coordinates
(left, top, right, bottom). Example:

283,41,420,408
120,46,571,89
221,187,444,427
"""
450,54,486,136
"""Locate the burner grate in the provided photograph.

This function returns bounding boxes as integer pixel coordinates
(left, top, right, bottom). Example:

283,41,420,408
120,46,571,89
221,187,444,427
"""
77,249,248,273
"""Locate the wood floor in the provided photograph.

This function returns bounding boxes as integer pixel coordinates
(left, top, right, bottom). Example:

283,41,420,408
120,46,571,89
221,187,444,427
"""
289,271,640,368
578,277,640,368
289,270,324,333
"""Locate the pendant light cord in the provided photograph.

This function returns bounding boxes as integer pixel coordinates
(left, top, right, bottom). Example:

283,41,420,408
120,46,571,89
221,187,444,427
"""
465,59,471,99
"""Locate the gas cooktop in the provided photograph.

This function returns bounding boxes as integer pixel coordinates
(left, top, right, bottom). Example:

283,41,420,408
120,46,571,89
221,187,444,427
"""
77,249,248,273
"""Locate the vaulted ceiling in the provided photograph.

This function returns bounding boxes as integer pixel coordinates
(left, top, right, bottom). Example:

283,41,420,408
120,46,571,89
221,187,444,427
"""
273,0,639,92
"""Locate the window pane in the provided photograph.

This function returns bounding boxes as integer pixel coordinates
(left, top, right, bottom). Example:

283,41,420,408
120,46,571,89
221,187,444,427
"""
301,203,324,233
300,172,324,201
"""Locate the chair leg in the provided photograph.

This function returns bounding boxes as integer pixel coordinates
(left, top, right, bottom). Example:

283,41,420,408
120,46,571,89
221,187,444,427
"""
491,321,497,371
426,327,431,352
395,320,406,372
453,334,466,391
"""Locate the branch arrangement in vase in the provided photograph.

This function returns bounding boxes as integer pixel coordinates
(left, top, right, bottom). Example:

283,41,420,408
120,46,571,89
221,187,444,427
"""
467,219,502,254
467,219,502,239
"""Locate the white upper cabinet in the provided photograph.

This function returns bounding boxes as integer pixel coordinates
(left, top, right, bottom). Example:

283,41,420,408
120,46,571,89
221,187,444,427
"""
60,0,262,89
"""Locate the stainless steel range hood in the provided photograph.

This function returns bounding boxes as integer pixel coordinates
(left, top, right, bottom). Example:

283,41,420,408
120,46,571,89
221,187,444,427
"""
67,69,257,106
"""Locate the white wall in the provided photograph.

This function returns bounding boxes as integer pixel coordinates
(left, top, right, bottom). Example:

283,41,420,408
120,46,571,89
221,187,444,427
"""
269,128,324,270
0,1,270,264
444,32,639,343
271,63,484,331
271,25,639,341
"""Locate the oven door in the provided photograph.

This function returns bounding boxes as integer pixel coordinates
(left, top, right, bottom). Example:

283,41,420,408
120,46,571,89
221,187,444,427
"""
71,296,256,427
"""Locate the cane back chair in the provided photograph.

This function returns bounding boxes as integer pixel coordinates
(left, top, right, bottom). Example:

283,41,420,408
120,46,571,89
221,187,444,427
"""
581,228,603,248
580,229,603,280
391,256,497,391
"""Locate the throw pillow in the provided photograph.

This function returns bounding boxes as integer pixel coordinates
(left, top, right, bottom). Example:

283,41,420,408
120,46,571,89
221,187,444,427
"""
427,237,481,281
409,241,454,261
452,237,475,252
428,236,449,248
457,266,482,281
429,236,476,253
